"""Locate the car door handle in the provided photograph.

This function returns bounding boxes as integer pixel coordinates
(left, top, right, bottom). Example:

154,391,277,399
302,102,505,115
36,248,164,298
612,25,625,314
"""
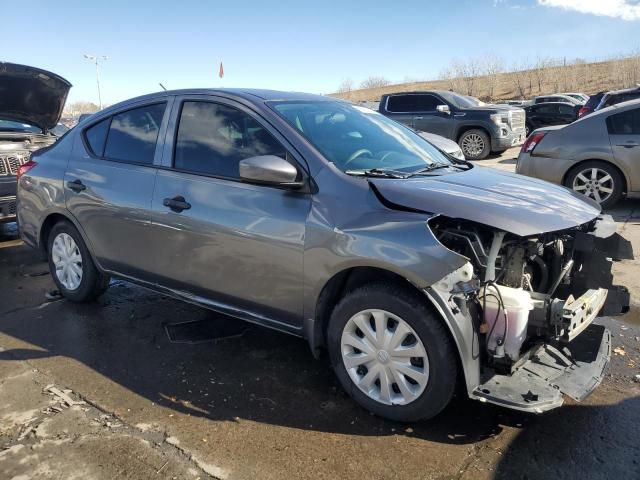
618,142,639,148
66,179,86,192
413,116,424,120
163,196,191,213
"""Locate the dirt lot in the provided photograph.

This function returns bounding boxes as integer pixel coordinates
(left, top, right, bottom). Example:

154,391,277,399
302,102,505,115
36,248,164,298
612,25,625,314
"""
1,154,639,479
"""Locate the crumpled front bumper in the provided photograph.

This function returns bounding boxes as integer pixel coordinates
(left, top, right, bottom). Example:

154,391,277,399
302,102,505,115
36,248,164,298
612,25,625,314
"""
470,323,611,413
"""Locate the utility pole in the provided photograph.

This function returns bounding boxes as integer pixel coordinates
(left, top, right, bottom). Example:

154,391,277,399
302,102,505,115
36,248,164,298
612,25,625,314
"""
83,54,108,109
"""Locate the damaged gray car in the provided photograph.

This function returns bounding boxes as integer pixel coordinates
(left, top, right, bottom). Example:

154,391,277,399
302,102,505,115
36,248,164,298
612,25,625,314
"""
17,90,633,421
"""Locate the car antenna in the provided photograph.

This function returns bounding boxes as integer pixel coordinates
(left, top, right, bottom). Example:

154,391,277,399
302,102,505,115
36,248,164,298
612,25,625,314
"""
159,82,167,91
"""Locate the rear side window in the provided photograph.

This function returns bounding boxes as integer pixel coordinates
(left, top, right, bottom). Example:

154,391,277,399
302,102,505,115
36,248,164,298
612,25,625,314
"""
103,103,166,164
386,94,440,113
84,118,110,156
607,108,640,135
559,104,575,115
173,101,287,179
536,105,557,114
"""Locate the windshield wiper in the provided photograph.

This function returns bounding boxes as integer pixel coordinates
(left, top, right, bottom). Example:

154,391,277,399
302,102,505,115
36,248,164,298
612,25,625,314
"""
345,168,410,179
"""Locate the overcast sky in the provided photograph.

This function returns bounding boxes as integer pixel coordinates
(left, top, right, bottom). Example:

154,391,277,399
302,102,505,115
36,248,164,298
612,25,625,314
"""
3,0,640,105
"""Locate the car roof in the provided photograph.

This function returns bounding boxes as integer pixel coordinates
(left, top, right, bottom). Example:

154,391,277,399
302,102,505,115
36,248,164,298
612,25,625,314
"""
101,88,338,114
582,97,640,119
604,86,640,96
528,102,576,107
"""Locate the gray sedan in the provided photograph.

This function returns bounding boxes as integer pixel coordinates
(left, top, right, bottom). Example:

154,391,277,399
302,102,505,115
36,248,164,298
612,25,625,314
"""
17,89,631,421
517,99,640,208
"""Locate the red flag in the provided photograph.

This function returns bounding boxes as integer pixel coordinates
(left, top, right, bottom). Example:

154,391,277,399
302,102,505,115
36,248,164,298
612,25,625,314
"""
219,62,224,79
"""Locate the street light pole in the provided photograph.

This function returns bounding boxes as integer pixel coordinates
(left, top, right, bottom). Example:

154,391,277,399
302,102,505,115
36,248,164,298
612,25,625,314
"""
83,54,108,109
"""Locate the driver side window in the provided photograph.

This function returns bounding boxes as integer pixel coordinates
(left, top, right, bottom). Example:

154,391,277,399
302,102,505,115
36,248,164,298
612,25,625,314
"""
173,101,287,179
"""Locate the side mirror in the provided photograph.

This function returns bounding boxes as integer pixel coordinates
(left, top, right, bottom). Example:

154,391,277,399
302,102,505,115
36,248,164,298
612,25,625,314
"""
436,105,451,114
239,155,304,188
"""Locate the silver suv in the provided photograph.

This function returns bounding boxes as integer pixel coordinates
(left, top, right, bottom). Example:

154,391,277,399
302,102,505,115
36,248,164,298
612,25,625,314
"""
17,89,632,421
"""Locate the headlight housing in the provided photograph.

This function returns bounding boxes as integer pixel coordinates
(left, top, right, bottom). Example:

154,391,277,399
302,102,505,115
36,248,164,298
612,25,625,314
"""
490,113,509,126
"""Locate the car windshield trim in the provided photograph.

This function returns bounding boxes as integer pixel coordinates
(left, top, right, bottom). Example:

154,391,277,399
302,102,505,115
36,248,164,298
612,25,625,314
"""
269,100,453,174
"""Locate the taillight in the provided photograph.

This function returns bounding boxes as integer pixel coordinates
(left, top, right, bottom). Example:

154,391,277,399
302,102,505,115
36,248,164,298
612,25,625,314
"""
578,106,588,118
17,159,37,180
521,132,546,154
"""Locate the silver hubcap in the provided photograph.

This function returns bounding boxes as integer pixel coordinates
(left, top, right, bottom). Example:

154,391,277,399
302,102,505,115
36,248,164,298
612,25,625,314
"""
461,133,485,157
340,309,429,406
572,167,614,204
52,233,83,290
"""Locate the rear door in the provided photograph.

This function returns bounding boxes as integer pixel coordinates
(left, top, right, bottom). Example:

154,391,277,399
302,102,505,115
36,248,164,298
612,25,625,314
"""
65,99,172,277
608,107,640,192
149,96,310,326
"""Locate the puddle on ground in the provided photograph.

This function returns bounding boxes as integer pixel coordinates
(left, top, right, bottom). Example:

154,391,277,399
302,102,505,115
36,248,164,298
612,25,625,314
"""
164,315,250,344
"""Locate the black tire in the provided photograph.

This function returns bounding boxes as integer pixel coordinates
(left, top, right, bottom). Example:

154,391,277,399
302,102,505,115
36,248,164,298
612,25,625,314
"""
564,160,624,209
458,129,491,160
327,283,458,422
47,221,110,302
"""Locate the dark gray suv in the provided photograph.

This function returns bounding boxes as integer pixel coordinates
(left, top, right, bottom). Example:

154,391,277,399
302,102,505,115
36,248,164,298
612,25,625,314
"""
17,89,632,421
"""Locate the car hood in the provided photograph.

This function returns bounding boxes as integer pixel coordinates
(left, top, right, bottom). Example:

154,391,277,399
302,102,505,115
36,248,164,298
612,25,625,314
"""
370,167,601,236
0,62,72,131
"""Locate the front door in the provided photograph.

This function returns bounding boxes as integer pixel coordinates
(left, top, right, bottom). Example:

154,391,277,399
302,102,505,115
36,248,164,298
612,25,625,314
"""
64,101,170,277
608,107,640,192
410,94,453,138
150,97,310,326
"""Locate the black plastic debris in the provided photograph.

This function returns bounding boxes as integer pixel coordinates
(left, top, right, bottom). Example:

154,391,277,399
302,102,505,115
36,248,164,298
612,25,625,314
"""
163,315,250,344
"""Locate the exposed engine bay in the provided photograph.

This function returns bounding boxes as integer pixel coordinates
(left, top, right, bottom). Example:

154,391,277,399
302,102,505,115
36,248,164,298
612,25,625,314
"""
431,214,632,365
428,214,633,411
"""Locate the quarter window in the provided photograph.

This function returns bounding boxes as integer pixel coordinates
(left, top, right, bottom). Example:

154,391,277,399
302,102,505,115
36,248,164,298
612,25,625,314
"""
173,101,287,179
84,118,110,156
103,103,166,164
386,94,440,113
607,108,640,135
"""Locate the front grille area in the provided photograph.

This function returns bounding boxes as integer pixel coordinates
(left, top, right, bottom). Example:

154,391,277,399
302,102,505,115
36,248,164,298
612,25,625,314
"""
0,198,17,218
0,151,30,176
510,110,526,132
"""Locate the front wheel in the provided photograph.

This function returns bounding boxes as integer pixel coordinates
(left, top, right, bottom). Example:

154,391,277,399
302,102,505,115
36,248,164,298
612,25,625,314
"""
327,284,458,422
459,129,491,160
564,161,624,209
47,221,110,302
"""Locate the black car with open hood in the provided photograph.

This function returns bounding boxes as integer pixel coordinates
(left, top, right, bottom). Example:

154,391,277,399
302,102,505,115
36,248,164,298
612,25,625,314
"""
0,62,72,222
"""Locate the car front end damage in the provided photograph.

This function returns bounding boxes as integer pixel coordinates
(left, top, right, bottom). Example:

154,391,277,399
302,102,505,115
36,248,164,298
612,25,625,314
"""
427,214,632,413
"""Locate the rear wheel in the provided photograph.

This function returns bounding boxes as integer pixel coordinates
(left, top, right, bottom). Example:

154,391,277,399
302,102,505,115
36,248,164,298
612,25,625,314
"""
459,129,491,160
565,161,624,209
47,221,110,302
327,283,457,422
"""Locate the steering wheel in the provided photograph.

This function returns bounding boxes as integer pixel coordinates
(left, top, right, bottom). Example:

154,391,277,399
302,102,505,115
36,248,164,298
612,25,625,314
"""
344,149,373,168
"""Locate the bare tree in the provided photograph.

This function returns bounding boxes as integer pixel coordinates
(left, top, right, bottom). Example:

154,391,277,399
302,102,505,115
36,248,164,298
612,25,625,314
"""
450,59,481,96
359,76,391,89
337,78,354,94
481,55,503,100
438,67,463,93
64,101,100,116
532,57,551,94
510,61,530,99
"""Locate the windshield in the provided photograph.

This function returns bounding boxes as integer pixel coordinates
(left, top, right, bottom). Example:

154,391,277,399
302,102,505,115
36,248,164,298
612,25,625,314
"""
271,101,451,173
438,92,482,109
0,119,41,133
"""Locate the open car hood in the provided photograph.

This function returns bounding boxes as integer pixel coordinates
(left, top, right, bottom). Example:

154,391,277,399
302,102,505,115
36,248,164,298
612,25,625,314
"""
370,167,601,236
0,62,72,131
